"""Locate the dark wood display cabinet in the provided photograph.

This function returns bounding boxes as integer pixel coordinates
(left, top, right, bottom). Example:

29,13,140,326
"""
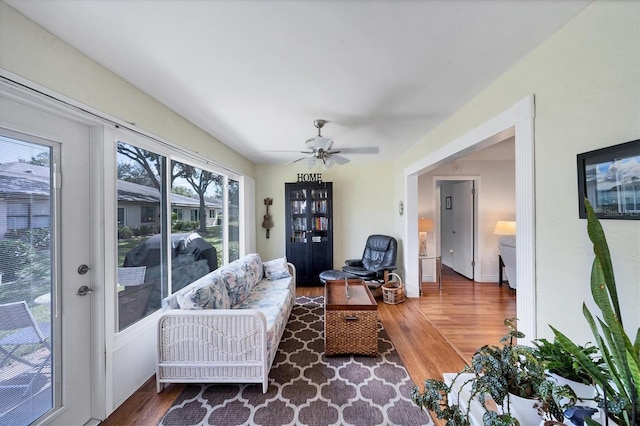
285,182,333,285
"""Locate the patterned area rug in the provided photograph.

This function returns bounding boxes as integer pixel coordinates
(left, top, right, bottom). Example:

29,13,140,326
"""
159,295,433,426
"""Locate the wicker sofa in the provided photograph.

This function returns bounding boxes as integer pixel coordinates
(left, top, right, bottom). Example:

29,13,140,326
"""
156,253,296,393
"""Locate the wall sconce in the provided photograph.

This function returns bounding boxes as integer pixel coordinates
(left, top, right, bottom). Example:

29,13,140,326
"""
419,218,434,256
493,220,516,236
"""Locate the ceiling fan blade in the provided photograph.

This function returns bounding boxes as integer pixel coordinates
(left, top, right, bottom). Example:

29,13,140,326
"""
334,147,380,155
265,149,314,153
285,154,314,165
331,154,350,165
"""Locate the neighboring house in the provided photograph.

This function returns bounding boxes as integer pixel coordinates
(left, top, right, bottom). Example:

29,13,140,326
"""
0,162,51,238
117,179,223,229
0,163,225,238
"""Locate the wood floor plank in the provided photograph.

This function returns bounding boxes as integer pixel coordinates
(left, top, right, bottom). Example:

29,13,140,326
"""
101,268,515,425
100,377,184,426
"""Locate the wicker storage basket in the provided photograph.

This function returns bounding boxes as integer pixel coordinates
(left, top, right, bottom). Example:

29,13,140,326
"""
382,272,405,305
325,309,378,356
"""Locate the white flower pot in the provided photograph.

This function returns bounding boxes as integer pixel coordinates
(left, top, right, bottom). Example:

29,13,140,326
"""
548,373,597,406
503,393,544,426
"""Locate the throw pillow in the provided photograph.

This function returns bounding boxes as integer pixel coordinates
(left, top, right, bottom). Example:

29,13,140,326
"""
176,273,231,310
263,257,291,280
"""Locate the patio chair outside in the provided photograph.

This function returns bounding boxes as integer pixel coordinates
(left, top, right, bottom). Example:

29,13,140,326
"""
118,266,147,286
0,301,52,397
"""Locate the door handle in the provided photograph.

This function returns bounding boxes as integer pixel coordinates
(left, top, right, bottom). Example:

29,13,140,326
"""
75,285,93,297
77,264,90,275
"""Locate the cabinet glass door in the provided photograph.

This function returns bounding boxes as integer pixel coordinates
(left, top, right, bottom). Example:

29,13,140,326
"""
310,188,330,242
289,188,307,243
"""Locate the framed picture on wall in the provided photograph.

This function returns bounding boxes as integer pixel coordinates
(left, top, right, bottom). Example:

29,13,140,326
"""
577,139,640,220
445,196,452,210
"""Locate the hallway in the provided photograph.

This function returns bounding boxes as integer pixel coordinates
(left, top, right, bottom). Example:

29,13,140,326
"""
419,265,517,362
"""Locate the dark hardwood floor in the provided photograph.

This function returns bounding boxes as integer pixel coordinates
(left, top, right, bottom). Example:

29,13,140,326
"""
100,266,516,425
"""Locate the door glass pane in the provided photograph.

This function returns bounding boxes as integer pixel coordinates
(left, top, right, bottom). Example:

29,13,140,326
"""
116,141,167,331
169,160,222,292
228,178,240,261
0,136,53,424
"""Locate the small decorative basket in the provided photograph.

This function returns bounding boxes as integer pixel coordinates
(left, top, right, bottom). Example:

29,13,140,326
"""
382,272,405,305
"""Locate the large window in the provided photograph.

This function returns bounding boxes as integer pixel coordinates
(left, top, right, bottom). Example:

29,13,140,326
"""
228,178,240,262
170,159,224,273
116,141,167,330
115,141,240,331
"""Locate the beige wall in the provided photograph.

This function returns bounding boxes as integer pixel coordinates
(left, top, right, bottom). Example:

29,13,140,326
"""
0,2,255,177
255,163,396,267
394,0,640,342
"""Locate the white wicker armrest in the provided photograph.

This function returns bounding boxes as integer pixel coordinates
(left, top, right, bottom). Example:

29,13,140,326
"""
157,309,268,392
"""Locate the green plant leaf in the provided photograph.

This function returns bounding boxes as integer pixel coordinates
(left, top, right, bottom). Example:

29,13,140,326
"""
551,325,610,389
585,198,621,324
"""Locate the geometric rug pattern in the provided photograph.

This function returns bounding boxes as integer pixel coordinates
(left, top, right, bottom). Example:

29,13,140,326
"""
159,295,433,426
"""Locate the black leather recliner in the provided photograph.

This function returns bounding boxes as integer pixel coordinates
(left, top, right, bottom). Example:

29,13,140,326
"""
342,234,398,281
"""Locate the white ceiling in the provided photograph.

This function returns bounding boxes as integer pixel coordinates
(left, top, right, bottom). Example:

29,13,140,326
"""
6,0,590,166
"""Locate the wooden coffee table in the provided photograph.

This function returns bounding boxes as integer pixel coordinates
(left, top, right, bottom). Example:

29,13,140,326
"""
324,278,378,356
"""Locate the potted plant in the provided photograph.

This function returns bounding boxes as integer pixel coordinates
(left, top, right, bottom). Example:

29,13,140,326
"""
412,199,638,425
550,199,639,426
533,337,606,408
533,338,601,387
411,319,573,426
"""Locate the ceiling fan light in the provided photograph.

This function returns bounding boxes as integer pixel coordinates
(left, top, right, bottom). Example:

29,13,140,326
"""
306,136,332,151
306,156,317,168
322,156,335,170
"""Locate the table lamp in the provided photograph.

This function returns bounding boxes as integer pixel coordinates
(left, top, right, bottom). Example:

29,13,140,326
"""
493,221,516,235
419,218,433,256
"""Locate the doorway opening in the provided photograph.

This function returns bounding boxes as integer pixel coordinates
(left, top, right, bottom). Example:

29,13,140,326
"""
405,95,535,343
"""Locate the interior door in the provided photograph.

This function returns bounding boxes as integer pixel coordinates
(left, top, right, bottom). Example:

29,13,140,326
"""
0,91,94,425
452,181,475,279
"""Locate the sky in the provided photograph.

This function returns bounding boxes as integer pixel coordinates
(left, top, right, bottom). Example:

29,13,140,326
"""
0,135,49,164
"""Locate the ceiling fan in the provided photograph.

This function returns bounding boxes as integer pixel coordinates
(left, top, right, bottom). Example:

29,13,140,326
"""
284,119,379,168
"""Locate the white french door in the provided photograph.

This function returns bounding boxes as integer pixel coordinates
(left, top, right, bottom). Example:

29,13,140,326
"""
0,89,95,425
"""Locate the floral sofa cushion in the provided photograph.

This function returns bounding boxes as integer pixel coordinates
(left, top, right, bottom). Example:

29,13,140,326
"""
176,275,230,310
162,269,231,310
163,253,265,310
222,253,263,306
232,276,295,367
